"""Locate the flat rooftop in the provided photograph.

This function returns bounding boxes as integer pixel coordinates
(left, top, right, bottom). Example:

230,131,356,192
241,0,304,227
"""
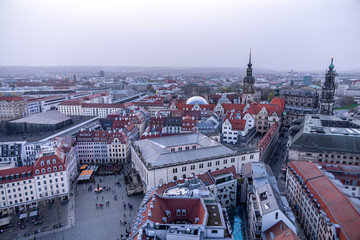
206,204,223,227
289,114,360,154
0,115,97,142
11,110,71,125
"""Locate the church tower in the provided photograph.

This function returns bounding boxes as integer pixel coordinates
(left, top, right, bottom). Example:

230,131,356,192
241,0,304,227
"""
319,58,336,115
242,50,256,104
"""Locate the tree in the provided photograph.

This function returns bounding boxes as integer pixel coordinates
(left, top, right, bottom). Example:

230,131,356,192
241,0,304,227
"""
149,86,156,93
339,96,356,107
268,92,274,102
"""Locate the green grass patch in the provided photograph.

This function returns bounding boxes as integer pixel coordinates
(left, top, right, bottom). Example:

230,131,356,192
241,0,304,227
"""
334,103,359,110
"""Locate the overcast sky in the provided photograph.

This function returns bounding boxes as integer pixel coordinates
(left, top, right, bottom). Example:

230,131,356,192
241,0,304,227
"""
0,0,359,71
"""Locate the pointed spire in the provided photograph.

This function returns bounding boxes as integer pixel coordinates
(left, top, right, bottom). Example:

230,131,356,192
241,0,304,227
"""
248,48,252,67
329,57,334,71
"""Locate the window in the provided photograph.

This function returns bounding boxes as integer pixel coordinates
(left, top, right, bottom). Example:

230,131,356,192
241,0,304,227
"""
59,165,63,170
41,168,45,173
173,168,178,173
171,148,175,152
192,145,196,149
191,165,195,170
231,158,235,163
250,155,254,159
185,146,189,150
211,230,218,234
40,161,44,166
53,166,57,171
216,161,220,166
275,212,278,219
208,162,212,167
47,167,51,172
53,159,56,164
35,169,40,174
199,163,204,169
178,147,182,151
223,159,227,164
182,166,186,172
241,156,245,161
47,160,50,165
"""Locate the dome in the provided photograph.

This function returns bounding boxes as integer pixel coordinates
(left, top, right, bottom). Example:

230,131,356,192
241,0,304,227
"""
186,96,208,105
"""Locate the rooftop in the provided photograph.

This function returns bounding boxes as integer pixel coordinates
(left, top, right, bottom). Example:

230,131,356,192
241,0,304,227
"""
133,133,236,167
11,110,71,125
289,114,360,154
290,161,360,240
0,115,96,142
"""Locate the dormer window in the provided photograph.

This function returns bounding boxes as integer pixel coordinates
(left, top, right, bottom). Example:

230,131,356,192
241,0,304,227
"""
59,165,63,171
47,160,50,165
48,167,51,172
35,169,40,174
41,161,44,166
182,209,186,216
53,166,57,171
53,159,56,164
176,209,181,216
41,168,45,173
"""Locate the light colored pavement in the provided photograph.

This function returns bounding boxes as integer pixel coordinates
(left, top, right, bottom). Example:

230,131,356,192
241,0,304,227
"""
36,172,144,240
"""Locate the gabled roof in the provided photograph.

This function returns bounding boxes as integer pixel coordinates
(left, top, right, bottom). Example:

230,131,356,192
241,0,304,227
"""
271,97,286,111
221,103,246,113
227,118,246,131
247,103,282,115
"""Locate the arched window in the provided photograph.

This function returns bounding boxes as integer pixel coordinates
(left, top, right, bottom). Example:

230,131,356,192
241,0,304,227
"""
41,168,45,173
41,161,44,166
59,165,63,170
53,159,56,164
47,167,51,172
47,160,50,165
35,169,39,174
53,166,57,171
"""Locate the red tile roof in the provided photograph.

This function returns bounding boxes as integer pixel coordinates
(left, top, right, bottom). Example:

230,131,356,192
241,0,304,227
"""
34,154,66,176
290,161,360,240
247,103,282,115
0,166,34,184
0,96,25,102
270,97,286,111
221,103,246,113
258,123,279,158
210,165,236,179
265,220,300,240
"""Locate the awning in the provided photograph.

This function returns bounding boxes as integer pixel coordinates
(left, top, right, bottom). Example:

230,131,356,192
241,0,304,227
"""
19,213,28,219
30,211,38,217
0,217,11,226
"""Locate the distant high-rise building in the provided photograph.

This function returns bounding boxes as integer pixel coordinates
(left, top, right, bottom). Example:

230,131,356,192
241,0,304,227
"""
99,71,105,77
242,50,255,104
303,75,312,85
319,58,336,115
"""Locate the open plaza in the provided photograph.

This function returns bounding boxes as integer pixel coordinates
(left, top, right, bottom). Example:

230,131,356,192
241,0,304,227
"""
1,163,144,240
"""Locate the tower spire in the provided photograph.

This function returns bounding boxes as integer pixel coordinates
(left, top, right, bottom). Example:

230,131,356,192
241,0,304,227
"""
248,48,252,67
329,57,334,71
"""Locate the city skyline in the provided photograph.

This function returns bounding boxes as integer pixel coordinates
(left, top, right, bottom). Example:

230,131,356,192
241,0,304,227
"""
1,0,360,71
